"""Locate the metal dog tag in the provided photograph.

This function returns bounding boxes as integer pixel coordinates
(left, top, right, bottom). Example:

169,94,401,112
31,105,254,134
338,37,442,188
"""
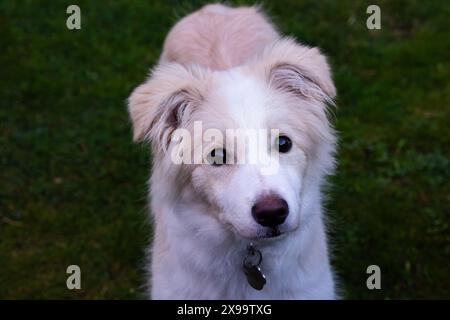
244,264,266,290
243,243,266,290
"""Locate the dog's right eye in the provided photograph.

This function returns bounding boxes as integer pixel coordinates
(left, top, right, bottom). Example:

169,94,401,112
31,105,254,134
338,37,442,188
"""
208,148,226,166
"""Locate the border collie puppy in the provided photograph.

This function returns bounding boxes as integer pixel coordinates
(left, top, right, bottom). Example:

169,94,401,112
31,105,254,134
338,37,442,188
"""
128,4,337,299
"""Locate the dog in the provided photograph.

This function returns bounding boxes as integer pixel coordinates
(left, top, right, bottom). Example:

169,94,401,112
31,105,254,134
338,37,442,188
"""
128,4,337,299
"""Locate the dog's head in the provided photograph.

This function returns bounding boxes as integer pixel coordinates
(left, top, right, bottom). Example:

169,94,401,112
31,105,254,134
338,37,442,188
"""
128,38,336,240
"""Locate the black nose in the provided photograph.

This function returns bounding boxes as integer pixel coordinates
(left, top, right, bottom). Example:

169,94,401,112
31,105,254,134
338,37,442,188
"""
251,194,289,228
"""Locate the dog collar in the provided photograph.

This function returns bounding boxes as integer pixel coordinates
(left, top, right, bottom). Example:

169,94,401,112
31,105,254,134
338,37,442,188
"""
243,243,266,290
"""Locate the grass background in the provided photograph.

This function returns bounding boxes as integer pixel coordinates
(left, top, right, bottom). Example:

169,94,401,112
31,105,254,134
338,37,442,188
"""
0,0,449,299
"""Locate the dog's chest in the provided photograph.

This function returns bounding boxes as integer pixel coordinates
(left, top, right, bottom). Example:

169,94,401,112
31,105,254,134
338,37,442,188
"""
174,253,304,299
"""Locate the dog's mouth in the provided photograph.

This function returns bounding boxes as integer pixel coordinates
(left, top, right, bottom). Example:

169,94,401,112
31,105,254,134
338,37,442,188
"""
264,227,283,238
220,216,291,240
235,225,288,240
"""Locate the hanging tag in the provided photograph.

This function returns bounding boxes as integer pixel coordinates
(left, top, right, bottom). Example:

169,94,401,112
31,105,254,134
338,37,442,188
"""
243,243,266,290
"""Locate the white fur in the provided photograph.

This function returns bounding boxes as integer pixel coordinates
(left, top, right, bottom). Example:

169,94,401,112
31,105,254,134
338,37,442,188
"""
128,4,338,299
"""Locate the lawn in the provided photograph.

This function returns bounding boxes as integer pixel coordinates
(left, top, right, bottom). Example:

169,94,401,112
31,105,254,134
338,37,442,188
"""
0,0,449,299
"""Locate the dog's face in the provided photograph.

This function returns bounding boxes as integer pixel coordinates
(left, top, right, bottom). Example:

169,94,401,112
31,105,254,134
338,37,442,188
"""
188,71,308,239
129,39,336,240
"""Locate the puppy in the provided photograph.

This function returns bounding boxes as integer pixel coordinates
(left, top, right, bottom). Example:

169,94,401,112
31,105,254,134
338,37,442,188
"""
128,4,337,299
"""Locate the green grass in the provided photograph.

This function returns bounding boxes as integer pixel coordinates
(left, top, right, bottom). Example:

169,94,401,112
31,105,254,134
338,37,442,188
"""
1,0,449,299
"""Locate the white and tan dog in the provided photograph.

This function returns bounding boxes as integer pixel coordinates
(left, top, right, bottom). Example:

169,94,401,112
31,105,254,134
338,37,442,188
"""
128,4,337,299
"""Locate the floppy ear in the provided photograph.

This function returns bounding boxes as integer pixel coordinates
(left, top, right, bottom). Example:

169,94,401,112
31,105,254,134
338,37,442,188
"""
258,38,336,103
127,63,207,150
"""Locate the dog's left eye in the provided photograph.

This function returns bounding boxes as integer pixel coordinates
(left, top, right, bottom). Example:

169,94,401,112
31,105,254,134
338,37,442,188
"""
276,136,292,153
207,148,227,166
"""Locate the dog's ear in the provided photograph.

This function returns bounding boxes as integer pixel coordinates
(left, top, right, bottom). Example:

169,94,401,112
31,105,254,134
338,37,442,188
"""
128,63,207,150
258,38,336,103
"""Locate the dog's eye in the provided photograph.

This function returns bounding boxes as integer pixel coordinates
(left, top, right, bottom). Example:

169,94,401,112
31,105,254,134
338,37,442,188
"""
208,148,227,166
276,136,292,153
